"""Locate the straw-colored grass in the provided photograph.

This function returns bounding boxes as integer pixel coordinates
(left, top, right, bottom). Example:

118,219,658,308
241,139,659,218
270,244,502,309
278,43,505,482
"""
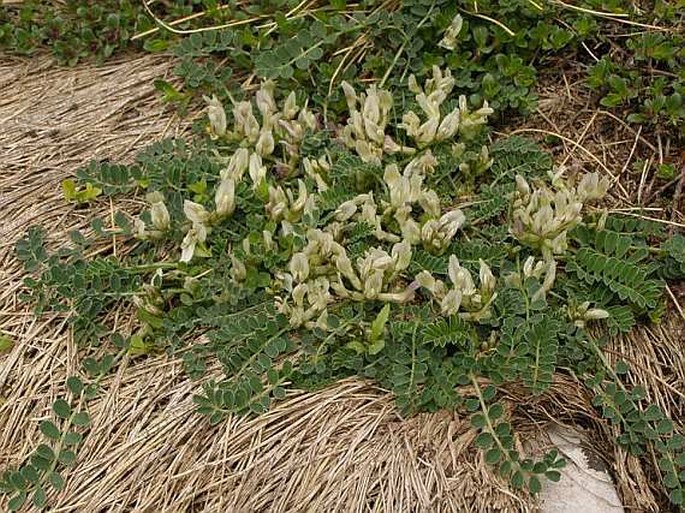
0,52,682,512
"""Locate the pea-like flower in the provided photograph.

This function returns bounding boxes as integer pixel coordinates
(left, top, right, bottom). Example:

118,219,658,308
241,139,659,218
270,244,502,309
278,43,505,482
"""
289,252,310,283
222,148,250,181
180,222,207,263
341,81,398,165
214,178,235,218
439,14,463,50
568,301,610,328
422,209,466,253
204,94,227,138
511,173,607,259
146,191,170,232
249,152,267,188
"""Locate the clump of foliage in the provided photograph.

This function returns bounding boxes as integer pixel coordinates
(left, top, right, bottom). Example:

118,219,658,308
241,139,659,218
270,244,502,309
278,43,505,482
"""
585,0,684,140
6,69,685,510
0,0,154,65
163,0,585,117
3,0,681,136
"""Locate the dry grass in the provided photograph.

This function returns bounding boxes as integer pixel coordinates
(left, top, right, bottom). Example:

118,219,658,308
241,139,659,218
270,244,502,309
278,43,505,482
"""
0,51,682,512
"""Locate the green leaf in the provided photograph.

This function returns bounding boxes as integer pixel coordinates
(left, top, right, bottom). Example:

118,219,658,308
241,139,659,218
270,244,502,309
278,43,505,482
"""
8,471,26,490
58,450,76,466
528,475,542,494
20,466,39,484
657,419,674,434
32,486,47,508
511,470,525,489
482,385,497,402
66,376,84,396
545,470,561,482
39,420,61,440
49,471,65,491
486,447,502,464
0,335,14,354
272,386,286,400
643,404,663,421
370,304,390,342
64,431,83,446
71,411,90,427
52,399,72,419
488,403,504,420
475,432,494,448
35,444,55,462
615,360,629,374
8,492,26,511
470,413,486,429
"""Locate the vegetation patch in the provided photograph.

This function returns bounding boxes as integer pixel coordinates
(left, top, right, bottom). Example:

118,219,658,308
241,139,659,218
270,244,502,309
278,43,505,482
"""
0,0,683,511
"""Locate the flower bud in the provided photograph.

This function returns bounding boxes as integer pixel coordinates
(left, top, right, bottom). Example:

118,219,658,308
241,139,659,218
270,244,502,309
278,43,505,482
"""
134,218,147,238
183,200,209,225
542,259,557,292
419,190,441,218
222,148,250,181
436,110,461,141
400,111,421,138
255,128,275,157
363,271,384,299
291,180,308,213
585,308,610,320
249,152,267,188
438,14,463,51
402,218,421,245
438,209,466,239
341,81,358,112
263,230,274,251
180,223,207,263
204,94,227,137
255,80,277,121
448,255,461,287
148,194,170,231
408,74,421,94
391,240,412,271
415,270,436,293
335,199,358,222
214,178,235,218
289,252,310,283
292,283,308,306
298,108,317,131
515,175,531,198
362,88,381,126
440,289,463,316
416,117,439,147
478,259,496,296
230,254,247,281
283,91,299,120
577,172,610,201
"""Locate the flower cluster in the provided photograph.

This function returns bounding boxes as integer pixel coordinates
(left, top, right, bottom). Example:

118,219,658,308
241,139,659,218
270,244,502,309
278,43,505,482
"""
328,158,467,253
275,229,415,328
340,66,493,164
416,255,497,320
340,82,407,165
511,171,610,259
266,179,315,235
401,66,494,146
504,256,557,303
208,81,317,179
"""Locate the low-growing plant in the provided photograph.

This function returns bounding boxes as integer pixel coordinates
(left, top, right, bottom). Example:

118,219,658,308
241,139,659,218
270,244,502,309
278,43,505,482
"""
6,69,685,509
0,0,160,65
